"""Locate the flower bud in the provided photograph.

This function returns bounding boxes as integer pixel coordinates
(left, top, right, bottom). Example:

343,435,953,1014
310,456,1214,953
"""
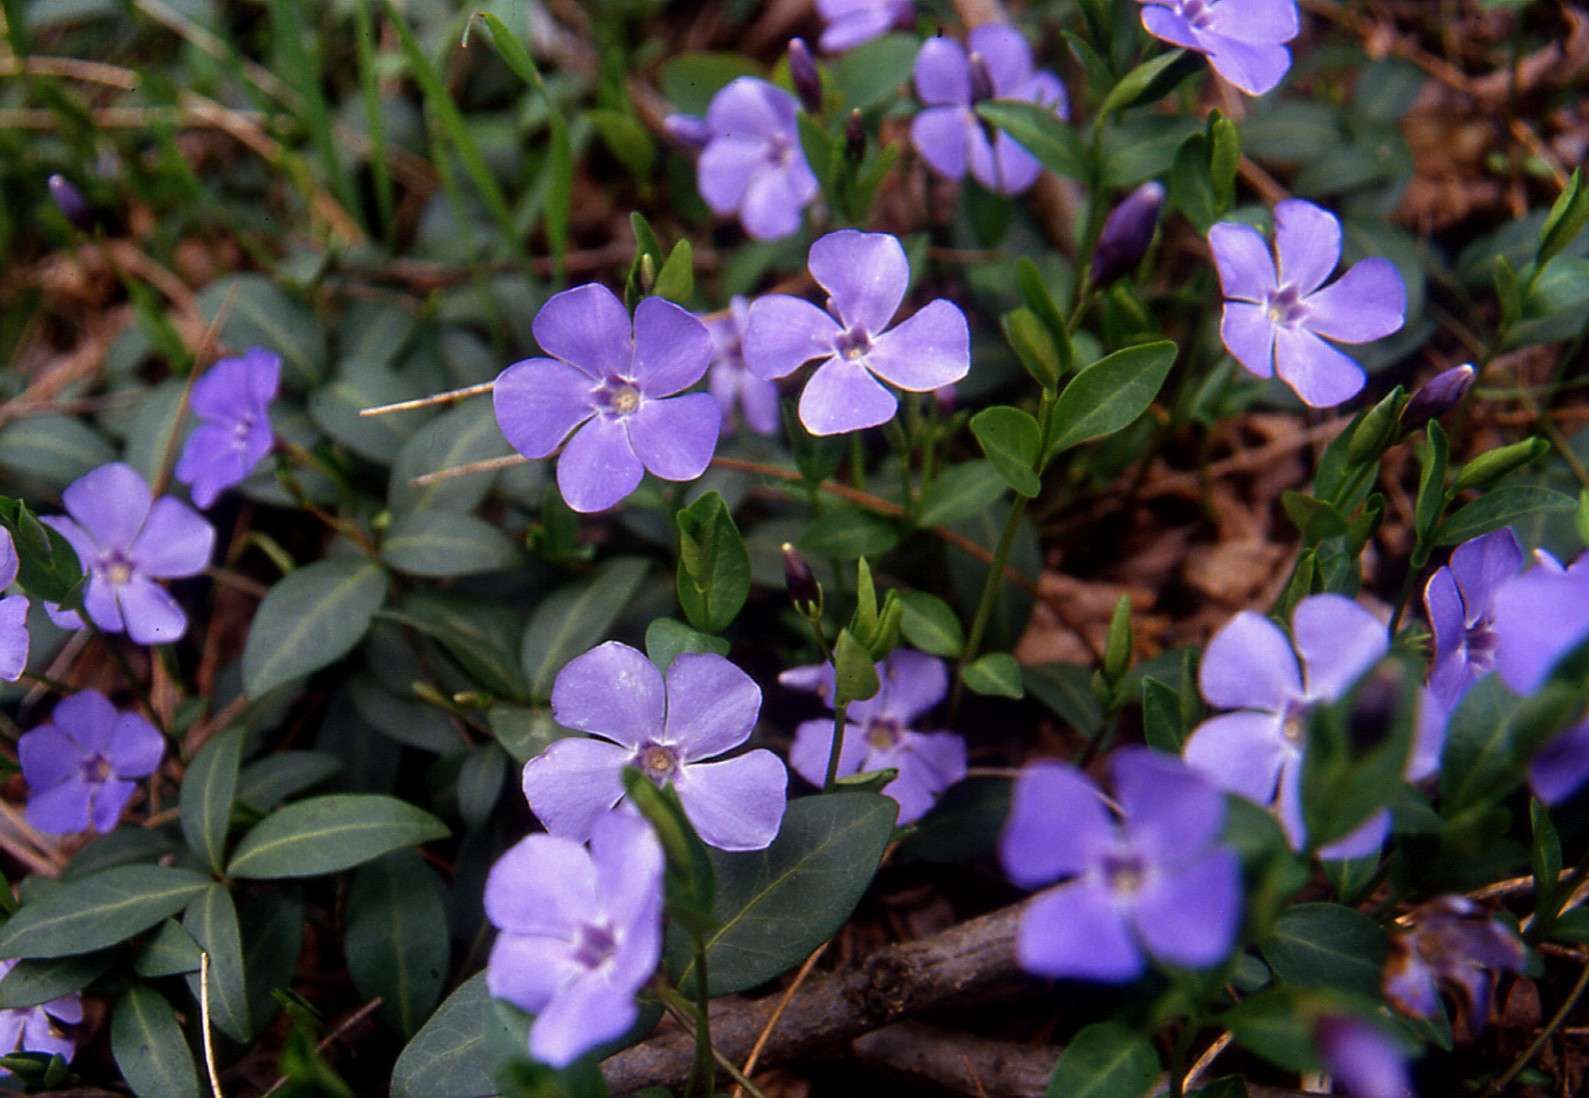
788,38,823,116
844,108,866,163
968,51,995,103
1453,436,1549,492
781,542,823,618
47,174,91,231
1346,385,1406,466
1401,363,1475,432
662,113,710,148
1090,181,1165,285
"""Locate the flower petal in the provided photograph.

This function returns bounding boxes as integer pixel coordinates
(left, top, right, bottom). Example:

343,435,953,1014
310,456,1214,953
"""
739,163,812,241
876,649,950,725
1304,258,1406,343
89,778,135,833
1182,711,1289,804
1274,200,1341,296
911,106,972,181
1208,222,1277,302
820,8,894,52
493,358,598,459
1448,527,1524,625
0,594,28,682
969,24,1035,94
484,832,596,937
739,374,781,435
632,298,713,397
788,718,866,788
882,731,966,824
1293,594,1388,703
1141,6,1202,51
530,972,637,1069
487,932,580,1015
532,284,633,380
969,130,1043,195
0,527,15,589
521,738,632,843
1114,747,1225,862
1000,762,1113,887
706,77,796,141
662,652,761,758
1221,301,1278,379
674,750,788,851
63,462,150,552
799,356,898,435
1316,1017,1412,1098
51,690,119,753
1017,882,1143,982
117,575,188,646
81,573,126,635
1423,567,1466,670
26,779,92,834
1492,565,1589,694
1203,33,1293,96
743,296,841,381
1530,720,1589,806
590,811,664,936
128,498,213,578
1275,326,1366,408
1199,610,1300,712
1131,848,1241,968
1205,0,1301,43
699,135,767,216
556,416,644,513
1407,687,1447,784
1318,808,1389,861
552,641,664,746
18,726,82,791
912,36,970,105
809,230,909,336
864,300,971,392
627,393,720,483
107,712,164,778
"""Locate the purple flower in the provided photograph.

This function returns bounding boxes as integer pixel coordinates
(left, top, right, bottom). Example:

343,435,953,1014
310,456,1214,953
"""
689,78,819,241
1384,895,1526,1032
18,690,164,834
1,527,28,682
492,287,721,514
1491,549,1589,696
782,649,967,823
1402,363,1476,432
47,174,91,232
174,347,281,509
1209,200,1406,408
485,811,662,1068
1530,718,1589,805
816,0,913,52
910,25,1068,196
42,463,215,646
706,297,780,437
1000,748,1241,981
743,230,970,435
1092,181,1166,285
1182,594,1390,857
523,642,787,851
1314,1016,1412,1098
1137,0,1300,97
0,959,79,1072
1423,528,1524,710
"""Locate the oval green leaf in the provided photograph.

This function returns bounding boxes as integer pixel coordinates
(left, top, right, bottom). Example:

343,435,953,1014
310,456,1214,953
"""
112,986,201,1098
1046,1021,1159,1098
242,559,388,699
182,886,250,1041
227,794,449,879
1047,341,1177,457
180,728,243,875
390,971,497,1098
345,850,450,1037
521,557,649,700
0,866,212,959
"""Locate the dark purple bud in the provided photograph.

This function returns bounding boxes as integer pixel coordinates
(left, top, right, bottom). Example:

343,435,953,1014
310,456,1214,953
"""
843,109,866,163
1091,181,1165,285
662,113,710,149
48,174,91,231
788,38,823,115
781,542,823,617
1401,363,1475,432
968,51,995,103
932,384,957,413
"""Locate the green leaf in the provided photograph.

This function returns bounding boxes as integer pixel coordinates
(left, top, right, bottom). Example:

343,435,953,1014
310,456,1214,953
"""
388,400,514,515
1098,48,1191,117
308,363,427,464
975,99,1086,180
829,31,919,110
227,794,449,879
394,592,529,701
390,971,496,1098
521,557,650,700
916,460,1010,525
645,618,731,670
588,108,657,180
456,744,506,829
653,239,694,304
381,511,521,577
1538,167,1589,265
0,867,211,959
1413,421,1450,544
195,274,326,387
971,407,1043,498
1434,485,1575,546
898,591,965,658
243,559,387,698
680,793,898,996
346,850,450,1037
1531,798,1562,922
1026,663,1103,735
1046,341,1176,456
676,491,751,635
659,52,761,116
1438,674,1533,810
183,886,250,1042
1260,902,1386,997
833,628,881,706
180,728,243,875
962,652,1025,698
133,920,202,978
1282,490,1350,543
0,953,112,1009
234,752,342,813
1141,676,1185,752
798,505,901,557
1015,258,1074,374
1045,1021,1159,1098
112,986,201,1098
0,415,116,492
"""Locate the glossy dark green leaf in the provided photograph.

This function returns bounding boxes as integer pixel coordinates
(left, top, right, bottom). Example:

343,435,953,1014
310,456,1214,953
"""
345,850,450,1037
588,108,657,180
1141,676,1185,753
676,491,751,635
242,559,388,698
0,866,211,959
1434,485,1575,546
394,591,529,701
971,407,1043,498
381,511,521,577
1260,902,1386,997
457,744,507,830
1045,1021,1159,1098
645,618,731,670
195,274,326,387
0,953,112,1009
829,32,919,109
0,416,116,492
390,971,496,1098
898,591,965,658
183,886,250,1041
962,652,1025,698
180,728,243,875
659,52,761,116
133,920,202,978
1047,341,1176,456
975,99,1086,179
521,557,650,700
227,794,449,879
388,401,515,516
916,461,1009,526
234,751,343,812
112,986,201,1098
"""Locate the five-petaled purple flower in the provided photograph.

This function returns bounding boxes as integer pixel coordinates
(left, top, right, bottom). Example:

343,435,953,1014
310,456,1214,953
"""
1314,1015,1412,1098
1183,594,1390,858
0,958,79,1073
524,642,787,851
744,230,970,435
816,0,913,52
1530,717,1589,806
684,77,819,241
485,811,662,1068
493,287,721,514
43,463,215,645
1490,548,1589,697
0,527,28,682
1137,0,1300,97
18,690,164,834
174,347,281,509
910,24,1068,196
1423,528,1524,710
1384,895,1526,1034
1209,199,1405,408
707,297,780,437
782,649,967,823
1000,748,1241,981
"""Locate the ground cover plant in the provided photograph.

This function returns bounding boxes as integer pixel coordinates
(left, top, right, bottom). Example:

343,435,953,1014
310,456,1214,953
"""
1,0,1588,1095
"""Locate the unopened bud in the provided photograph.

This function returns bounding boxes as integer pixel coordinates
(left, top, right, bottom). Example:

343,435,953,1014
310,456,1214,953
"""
1091,181,1165,285
662,113,710,149
1401,364,1475,433
47,174,91,231
844,109,865,163
1347,385,1406,466
968,51,995,103
638,253,657,294
1454,436,1549,491
788,38,823,115
781,542,823,617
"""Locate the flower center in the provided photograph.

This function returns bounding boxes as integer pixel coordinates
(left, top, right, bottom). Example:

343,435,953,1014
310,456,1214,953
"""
1264,285,1309,327
1177,0,1216,28
1281,699,1310,748
1102,849,1148,899
1464,617,1498,671
638,743,679,783
571,921,618,970
598,380,643,417
80,753,112,784
102,553,134,587
233,414,255,441
865,717,904,751
834,326,872,362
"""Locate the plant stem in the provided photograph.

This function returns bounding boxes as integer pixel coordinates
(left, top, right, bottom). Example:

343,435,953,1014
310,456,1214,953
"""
823,701,850,791
686,937,716,1098
950,494,1029,717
